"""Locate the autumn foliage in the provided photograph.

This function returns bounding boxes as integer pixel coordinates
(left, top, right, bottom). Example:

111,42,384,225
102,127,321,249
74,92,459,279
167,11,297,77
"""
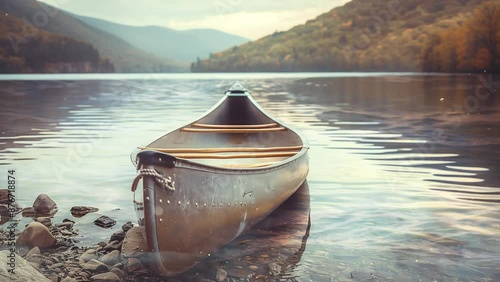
422,1,500,73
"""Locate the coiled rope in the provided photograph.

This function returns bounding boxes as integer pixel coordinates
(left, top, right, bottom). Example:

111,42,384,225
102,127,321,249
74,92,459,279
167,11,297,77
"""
131,168,175,193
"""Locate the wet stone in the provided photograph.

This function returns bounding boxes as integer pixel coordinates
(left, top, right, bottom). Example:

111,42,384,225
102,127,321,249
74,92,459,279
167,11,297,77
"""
94,216,116,228
121,221,134,232
33,194,58,216
70,206,99,218
55,222,74,230
109,230,125,242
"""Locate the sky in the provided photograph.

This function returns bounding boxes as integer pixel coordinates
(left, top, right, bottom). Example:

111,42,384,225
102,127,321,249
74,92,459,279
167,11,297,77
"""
38,0,351,40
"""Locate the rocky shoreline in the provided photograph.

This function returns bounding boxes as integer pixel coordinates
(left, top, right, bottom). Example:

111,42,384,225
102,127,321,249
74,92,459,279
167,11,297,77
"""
0,188,313,282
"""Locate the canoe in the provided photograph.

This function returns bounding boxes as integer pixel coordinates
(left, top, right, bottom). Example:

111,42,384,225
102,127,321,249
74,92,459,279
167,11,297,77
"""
131,83,309,276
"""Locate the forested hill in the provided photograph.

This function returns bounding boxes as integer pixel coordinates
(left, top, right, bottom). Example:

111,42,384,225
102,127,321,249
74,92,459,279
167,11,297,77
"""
0,0,185,73
0,12,114,73
192,0,499,73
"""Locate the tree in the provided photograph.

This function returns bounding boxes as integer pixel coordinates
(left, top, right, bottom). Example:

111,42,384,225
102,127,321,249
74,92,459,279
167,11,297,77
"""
468,1,500,71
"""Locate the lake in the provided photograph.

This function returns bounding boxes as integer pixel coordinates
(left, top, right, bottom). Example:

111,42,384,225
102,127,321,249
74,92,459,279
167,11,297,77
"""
0,73,499,281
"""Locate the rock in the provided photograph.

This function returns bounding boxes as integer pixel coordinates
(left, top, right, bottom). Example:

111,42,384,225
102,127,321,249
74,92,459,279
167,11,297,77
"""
121,221,134,232
82,259,109,272
55,222,74,230
121,226,148,258
99,250,121,266
124,258,147,274
109,230,125,242
0,250,51,281
94,216,116,228
267,262,281,276
103,240,122,251
16,222,57,248
90,272,121,281
70,206,99,218
48,274,60,282
109,267,125,279
216,268,227,282
35,217,53,227
21,207,36,217
0,189,12,204
26,246,41,257
33,194,58,216
80,249,98,262
63,218,76,224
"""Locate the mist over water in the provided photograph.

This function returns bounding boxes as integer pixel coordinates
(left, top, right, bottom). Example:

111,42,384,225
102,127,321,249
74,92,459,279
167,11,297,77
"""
0,73,499,280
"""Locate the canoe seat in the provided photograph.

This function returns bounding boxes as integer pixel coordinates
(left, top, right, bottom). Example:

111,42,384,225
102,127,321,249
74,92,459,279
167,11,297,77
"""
140,146,302,160
181,122,286,133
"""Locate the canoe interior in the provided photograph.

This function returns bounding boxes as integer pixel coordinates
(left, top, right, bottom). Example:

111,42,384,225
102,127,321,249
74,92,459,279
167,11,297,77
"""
146,94,304,168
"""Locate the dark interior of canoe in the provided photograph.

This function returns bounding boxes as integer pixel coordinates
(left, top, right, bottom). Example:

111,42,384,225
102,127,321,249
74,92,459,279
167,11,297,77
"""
142,94,304,168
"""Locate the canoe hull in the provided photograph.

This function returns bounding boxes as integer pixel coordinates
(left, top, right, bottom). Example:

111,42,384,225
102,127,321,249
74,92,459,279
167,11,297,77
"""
140,150,309,275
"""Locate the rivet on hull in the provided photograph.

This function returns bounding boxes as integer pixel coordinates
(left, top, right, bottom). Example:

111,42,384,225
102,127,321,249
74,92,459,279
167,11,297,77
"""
159,199,163,204
178,201,181,205
167,200,170,205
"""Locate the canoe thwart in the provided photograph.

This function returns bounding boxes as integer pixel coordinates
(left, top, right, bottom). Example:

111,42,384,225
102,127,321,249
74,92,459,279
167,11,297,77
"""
139,145,304,154
173,151,298,159
181,127,286,133
191,123,279,129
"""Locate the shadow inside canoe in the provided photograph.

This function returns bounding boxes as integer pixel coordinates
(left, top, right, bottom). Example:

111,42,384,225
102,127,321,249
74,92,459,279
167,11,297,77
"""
177,181,311,280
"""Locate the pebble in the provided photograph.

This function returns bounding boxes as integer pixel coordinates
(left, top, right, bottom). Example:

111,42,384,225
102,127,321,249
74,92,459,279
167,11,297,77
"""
26,246,41,257
215,268,227,282
103,240,122,251
80,249,97,262
99,250,121,266
82,259,109,272
35,217,53,227
267,262,281,276
124,258,148,274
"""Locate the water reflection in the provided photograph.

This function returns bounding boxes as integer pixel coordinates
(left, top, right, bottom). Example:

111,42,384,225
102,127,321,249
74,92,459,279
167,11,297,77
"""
172,182,311,281
0,74,499,280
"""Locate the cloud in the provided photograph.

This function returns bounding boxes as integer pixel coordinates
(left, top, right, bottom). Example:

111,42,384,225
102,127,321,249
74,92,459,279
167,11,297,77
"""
168,7,331,40
38,0,352,39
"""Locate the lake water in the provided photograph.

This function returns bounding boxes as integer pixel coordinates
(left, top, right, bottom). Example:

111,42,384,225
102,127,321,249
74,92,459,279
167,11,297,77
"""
0,73,499,281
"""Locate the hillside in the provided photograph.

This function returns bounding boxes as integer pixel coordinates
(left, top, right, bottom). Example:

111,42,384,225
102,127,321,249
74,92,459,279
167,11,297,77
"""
0,13,114,73
77,16,250,63
0,0,185,72
192,0,490,72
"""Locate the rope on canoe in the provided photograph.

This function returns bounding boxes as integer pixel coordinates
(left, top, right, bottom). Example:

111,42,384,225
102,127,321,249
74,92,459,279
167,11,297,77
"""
131,168,175,193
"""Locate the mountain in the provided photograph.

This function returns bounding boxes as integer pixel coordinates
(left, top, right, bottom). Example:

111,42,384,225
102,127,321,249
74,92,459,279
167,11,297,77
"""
0,0,185,72
0,12,114,73
192,0,492,72
76,15,250,63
